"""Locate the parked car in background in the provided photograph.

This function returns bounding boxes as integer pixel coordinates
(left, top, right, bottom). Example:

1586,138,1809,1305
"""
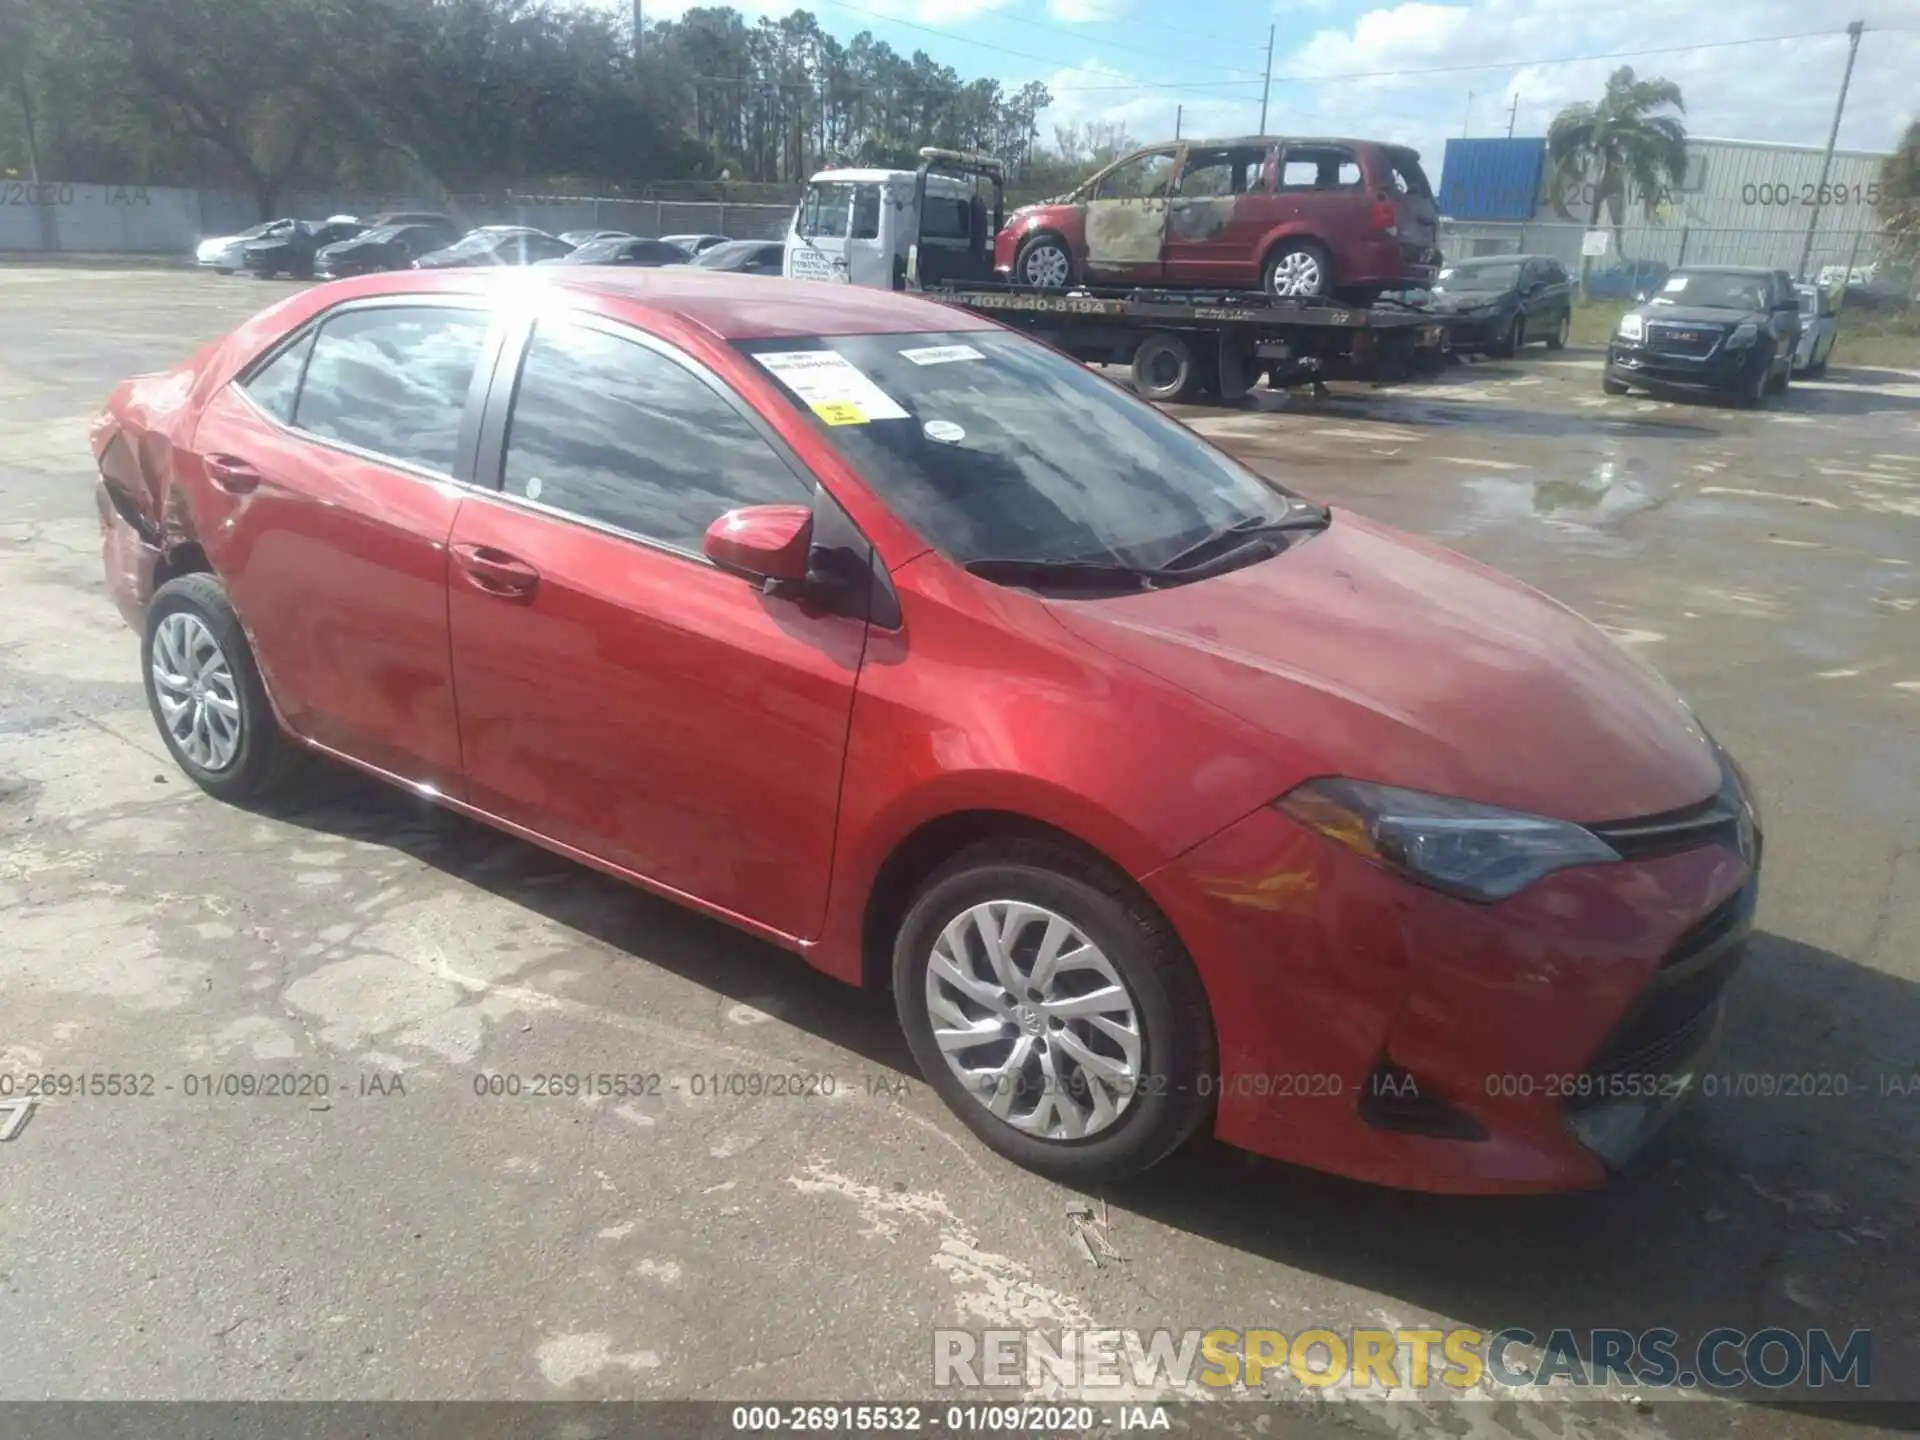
1791,280,1838,377
994,135,1440,302
413,227,574,269
93,267,1760,1194
1604,266,1802,406
660,233,731,256
541,236,690,268
242,216,365,280
315,220,462,278
1584,258,1670,302
196,219,298,274
367,210,462,230
691,239,786,275
1429,254,1572,355
559,229,636,247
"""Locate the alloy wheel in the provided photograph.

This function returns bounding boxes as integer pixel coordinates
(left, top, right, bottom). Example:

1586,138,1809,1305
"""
151,611,243,771
1268,251,1322,296
923,899,1144,1141
1022,243,1071,289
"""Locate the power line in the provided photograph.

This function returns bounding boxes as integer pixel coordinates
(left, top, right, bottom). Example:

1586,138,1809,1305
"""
1014,0,1249,49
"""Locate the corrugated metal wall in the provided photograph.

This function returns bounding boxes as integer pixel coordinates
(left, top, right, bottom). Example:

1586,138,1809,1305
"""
1438,138,1547,220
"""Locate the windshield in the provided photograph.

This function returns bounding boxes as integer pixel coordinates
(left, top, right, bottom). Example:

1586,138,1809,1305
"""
439,231,504,257
357,225,404,244
737,331,1304,572
1438,262,1520,291
796,182,881,241
569,239,624,261
694,241,765,269
1654,271,1768,310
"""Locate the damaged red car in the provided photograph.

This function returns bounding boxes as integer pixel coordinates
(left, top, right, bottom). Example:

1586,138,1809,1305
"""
994,135,1442,301
94,269,1756,1193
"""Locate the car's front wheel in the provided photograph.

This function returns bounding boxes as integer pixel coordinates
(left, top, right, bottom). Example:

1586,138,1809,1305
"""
892,839,1216,1184
143,573,302,802
1547,310,1570,350
1735,346,1773,408
1014,234,1074,290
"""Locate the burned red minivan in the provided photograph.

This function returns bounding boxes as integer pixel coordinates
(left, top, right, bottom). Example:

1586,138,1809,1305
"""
994,136,1441,302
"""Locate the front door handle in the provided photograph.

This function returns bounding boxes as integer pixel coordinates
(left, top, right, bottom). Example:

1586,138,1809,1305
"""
206,454,261,494
452,542,540,601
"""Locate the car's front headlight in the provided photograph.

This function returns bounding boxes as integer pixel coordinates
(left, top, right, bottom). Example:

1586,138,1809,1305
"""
1276,778,1620,903
1724,321,1758,348
1616,314,1645,343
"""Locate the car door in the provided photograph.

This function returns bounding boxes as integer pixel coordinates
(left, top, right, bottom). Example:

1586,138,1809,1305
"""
1081,146,1181,283
187,298,500,793
1274,143,1368,273
1162,143,1275,287
445,313,866,940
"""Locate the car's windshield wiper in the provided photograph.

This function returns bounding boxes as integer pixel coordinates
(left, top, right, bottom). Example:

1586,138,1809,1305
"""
963,557,1160,592
1154,505,1331,575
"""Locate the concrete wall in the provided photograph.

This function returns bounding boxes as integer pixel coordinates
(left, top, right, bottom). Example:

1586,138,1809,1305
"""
0,180,795,255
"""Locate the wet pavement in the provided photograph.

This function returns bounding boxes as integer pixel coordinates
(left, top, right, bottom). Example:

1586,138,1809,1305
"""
0,268,1917,1437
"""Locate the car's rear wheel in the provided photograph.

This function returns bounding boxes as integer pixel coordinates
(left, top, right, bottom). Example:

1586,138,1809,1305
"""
1014,234,1074,290
1263,240,1333,299
892,840,1215,1184
1130,332,1199,402
143,573,302,802
1547,310,1570,350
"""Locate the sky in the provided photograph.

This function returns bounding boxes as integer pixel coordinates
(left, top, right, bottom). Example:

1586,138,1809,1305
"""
638,0,1919,176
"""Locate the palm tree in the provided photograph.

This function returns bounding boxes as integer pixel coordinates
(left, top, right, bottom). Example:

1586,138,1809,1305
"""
1547,66,1688,285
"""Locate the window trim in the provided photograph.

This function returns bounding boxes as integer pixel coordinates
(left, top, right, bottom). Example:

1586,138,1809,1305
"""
472,307,821,568
230,293,506,487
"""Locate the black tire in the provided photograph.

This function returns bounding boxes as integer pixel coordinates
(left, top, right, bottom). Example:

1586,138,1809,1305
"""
1013,233,1074,290
1806,358,1828,378
1735,347,1772,409
1262,239,1334,298
1130,332,1198,402
1494,314,1525,358
1602,372,1629,395
142,573,303,802
1547,310,1570,351
1767,355,1790,395
891,839,1216,1184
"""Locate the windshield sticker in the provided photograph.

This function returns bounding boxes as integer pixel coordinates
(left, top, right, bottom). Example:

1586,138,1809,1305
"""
899,344,985,366
753,350,909,425
1662,276,1688,292
923,420,966,443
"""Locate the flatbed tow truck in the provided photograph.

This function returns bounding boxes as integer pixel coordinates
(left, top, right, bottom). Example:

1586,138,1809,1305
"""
784,147,1451,404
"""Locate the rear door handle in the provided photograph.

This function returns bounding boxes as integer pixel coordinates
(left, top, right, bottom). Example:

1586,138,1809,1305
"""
206,454,261,494
451,542,540,600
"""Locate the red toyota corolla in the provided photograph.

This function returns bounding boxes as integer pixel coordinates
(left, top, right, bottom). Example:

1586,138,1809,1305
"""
92,269,1760,1193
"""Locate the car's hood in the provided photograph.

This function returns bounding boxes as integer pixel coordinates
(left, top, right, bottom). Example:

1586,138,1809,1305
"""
1636,304,1753,326
1048,512,1720,824
318,238,388,259
1431,290,1513,311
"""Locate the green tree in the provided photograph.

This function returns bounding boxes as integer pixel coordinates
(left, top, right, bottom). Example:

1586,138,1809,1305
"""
1876,120,1919,283
1546,65,1688,275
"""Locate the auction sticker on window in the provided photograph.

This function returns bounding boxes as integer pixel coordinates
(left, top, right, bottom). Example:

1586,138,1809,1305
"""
754,350,909,425
898,344,984,366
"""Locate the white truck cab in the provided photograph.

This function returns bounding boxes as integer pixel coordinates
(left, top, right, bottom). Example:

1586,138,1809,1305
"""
783,149,1003,291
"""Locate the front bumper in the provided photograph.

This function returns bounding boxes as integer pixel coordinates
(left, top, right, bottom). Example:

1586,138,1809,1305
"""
1142,803,1753,1194
1435,307,1510,348
1606,338,1756,392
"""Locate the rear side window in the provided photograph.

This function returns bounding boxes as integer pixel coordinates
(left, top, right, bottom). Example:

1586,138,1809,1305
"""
242,331,316,423
1178,147,1270,197
501,321,805,553
1385,151,1434,198
292,306,491,474
1279,148,1361,191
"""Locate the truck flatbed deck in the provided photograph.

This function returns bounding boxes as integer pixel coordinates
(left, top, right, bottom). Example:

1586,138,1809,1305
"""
926,281,1450,402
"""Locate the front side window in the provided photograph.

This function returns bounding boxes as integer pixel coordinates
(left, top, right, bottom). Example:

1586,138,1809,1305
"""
1095,151,1178,201
738,330,1302,572
502,321,805,553
797,182,881,241
292,306,491,473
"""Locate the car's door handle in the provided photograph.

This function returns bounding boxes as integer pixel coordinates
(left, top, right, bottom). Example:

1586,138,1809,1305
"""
206,454,261,494
451,542,540,600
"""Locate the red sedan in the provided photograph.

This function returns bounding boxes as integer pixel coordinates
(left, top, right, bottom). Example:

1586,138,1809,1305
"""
92,269,1759,1193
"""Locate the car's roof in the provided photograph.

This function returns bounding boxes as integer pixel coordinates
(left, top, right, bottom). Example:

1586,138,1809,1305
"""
325,267,996,340
1672,265,1777,276
1167,135,1403,150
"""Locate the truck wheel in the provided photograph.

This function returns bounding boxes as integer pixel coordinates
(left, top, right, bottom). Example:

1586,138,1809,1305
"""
1014,234,1074,290
1263,241,1333,298
1131,333,1198,402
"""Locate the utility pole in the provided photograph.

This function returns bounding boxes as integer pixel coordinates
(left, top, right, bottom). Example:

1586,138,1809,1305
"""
1174,104,1182,140
1506,92,1518,139
1258,24,1274,133
1797,20,1865,281
1461,90,1474,137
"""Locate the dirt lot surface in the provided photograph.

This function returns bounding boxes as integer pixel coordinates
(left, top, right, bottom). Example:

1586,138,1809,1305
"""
1,268,1917,1438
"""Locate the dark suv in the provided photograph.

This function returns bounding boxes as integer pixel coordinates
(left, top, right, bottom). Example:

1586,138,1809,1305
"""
1604,266,1802,406
993,135,1441,302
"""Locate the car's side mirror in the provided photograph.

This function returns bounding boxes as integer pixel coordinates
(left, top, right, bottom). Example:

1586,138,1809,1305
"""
704,504,814,596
